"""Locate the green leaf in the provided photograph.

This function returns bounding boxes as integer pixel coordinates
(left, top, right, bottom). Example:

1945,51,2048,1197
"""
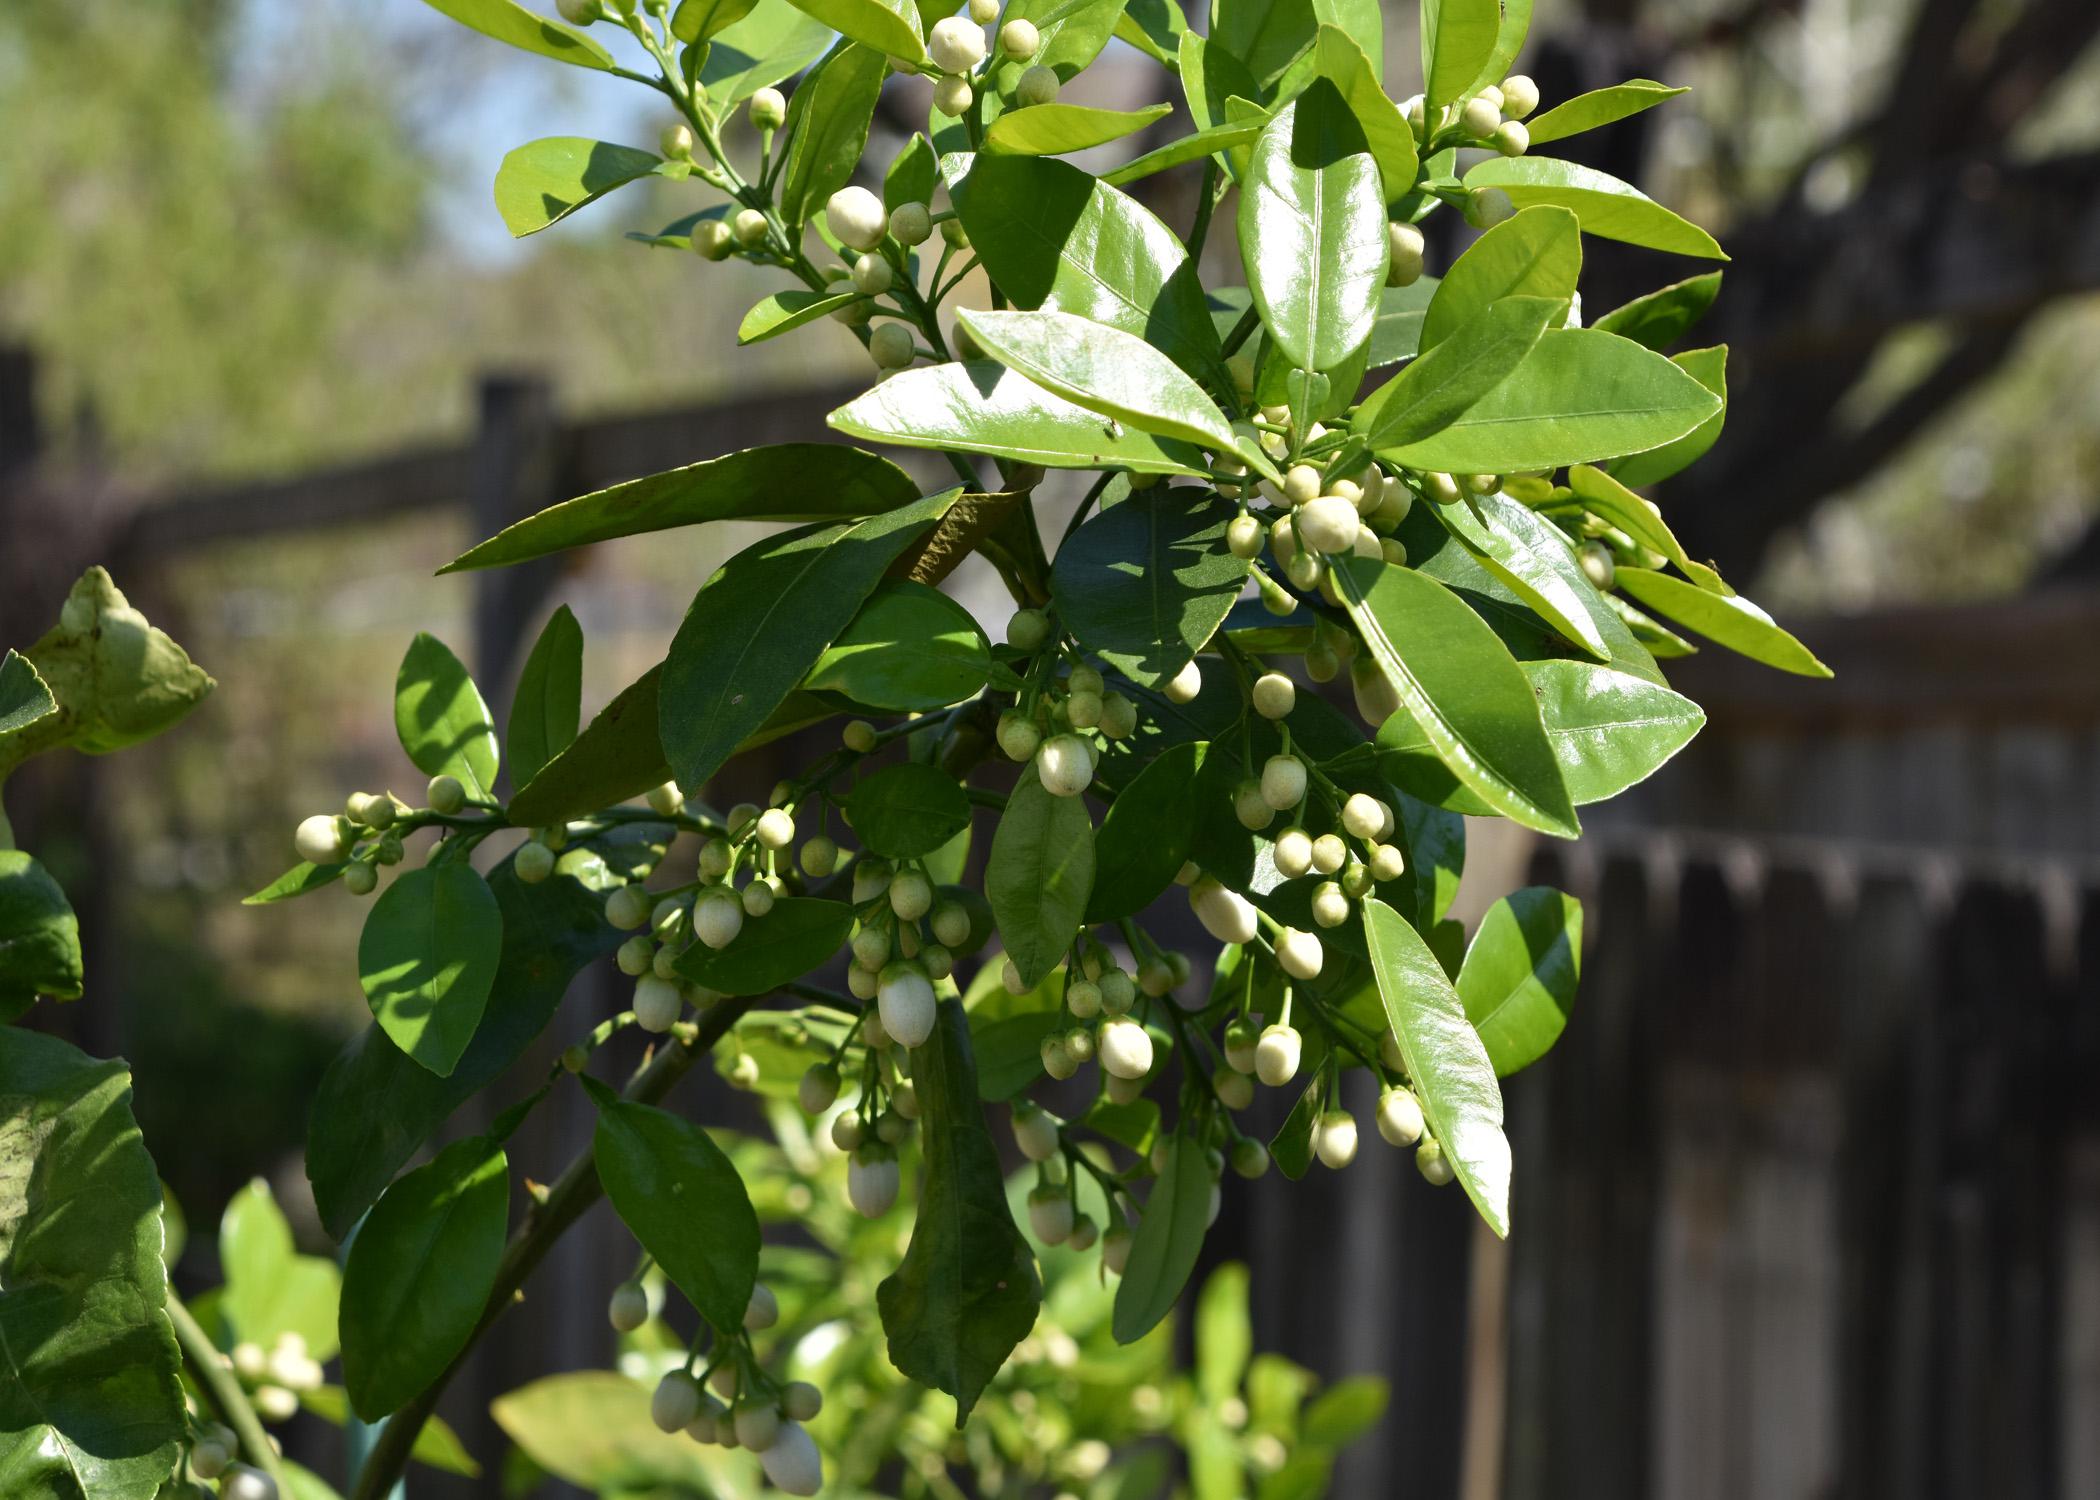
1524,80,1689,146
1527,658,1703,804
1466,0,1531,95
1240,81,1386,373
1052,493,1247,687
1211,0,1316,86
219,1179,342,1360
785,0,924,59
1361,899,1510,1235
985,102,1174,156
1419,0,1499,107
1435,491,1610,660
308,830,669,1237
341,1137,508,1420
444,443,919,573
658,490,960,791
1195,1262,1253,1402
1104,122,1265,185
508,606,583,791
494,138,686,238
1457,887,1580,1077
1178,32,1262,179
241,861,346,906
1420,206,1579,354
1112,1132,1214,1342
416,0,616,70
944,153,1225,387
1302,1375,1389,1445
780,43,888,229
1352,295,1563,453
492,1372,732,1493
845,763,972,858
0,1029,182,1500
986,769,1094,988
1376,327,1724,474
886,133,937,208
357,863,505,1076
878,999,1042,1422
672,0,760,43
1311,27,1416,208
13,568,213,761
1087,741,1211,922
1464,157,1727,259
1612,567,1833,678
0,651,54,737
0,851,81,1013
1565,462,1726,591
738,288,862,344
675,898,855,996
1336,559,1577,837
1118,0,1190,66
1365,277,1441,367
806,581,990,711
1590,270,1723,351
393,633,498,800
699,0,834,101
1268,1069,1325,1179
1609,344,1726,488
589,1080,760,1333
829,361,1212,475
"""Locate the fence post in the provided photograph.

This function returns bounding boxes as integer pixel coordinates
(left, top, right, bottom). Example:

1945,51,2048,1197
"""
468,373,563,720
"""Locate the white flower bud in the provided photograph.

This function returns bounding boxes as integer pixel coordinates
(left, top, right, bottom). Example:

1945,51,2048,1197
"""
1233,779,1275,831
219,1467,279,1500
691,219,734,260
1275,925,1324,980
1036,734,1094,797
1377,1087,1426,1147
1461,95,1501,137
1418,1139,1455,1185
1341,792,1386,840
1387,219,1426,286
1098,1017,1154,1080
747,85,788,130
933,75,974,116
782,1381,823,1422
999,17,1040,56
1251,672,1296,720
295,815,348,866
1468,187,1516,229
1579,540,1617,590
850,252,893,296
1005,607,1049,650
734,1400,781,1452
653,1370,703,1433
1103,1223,1134,1274
1367,843,1407,883
868,322,915,369
1098,968,1136,1015
1190,877,1258,945
760,1419,825,1495
606,884,652,930
847,1150,901,1216
843,719,878,752
1215,1067,1254,1110
755,808,795,848
1255,1024,1302,1086
889,869,933,921
633,976,684,1033
1273,827,1313,879
510,838,553,886
1260,754,1307,811
878,962,937,1048
889,202,933,247
1500,73,1541,119
1028,1186,1075,1244
1282,464,1322,505
732,207,770,246
1314,1109,1360,1168
1311,833,1347,874
1351,657,1402,727
1017,64,1060,106
693,890,745,950
557,0,599,26
1295,495,1360,554
1227,513,1264,559
1311,881,1351,929
830,1110,864,1151
928,16,989,72
1040,1033,1078,1079
1012,1104,1061,1161
799,835,838,878
997,711,1043,762
1493,120,1530,157
608,1280,649,1331
1163,658,1204,703
660,123,693,162
826,186,888,251
1105,1068,1145,1104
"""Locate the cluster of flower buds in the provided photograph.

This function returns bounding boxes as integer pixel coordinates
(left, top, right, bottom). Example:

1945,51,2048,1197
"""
291,777,463,895
994,607,1144,797
641,1281,826,1494
221,1330,323,1426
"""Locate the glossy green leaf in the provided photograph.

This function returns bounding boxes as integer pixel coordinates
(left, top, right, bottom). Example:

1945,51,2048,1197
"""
1529,659,1703,804
1118,0,1189,65
885,133,937,209
959,309,1242,455
417,0,616,70
16,568,212,760
1361,899,1510,1235
806,581,990,710
1178,32,1262,180
1457,887,1580,1077
341,1137,508,1420
965,965,1062,1100
357,863,505,1077
659,491,959,792
699,0,833,101
1303,1375,1389,1445
985,101,1173,156
1591,270,1723,351
1605,592,1698,657
944,153,1225,386
1311,27,1416,207
1268,1069,1325,1180
1524,80,1689,146
1104,123,1265,185
1240,81,1386,373
219,1179,342,1361
508,606,583,791
879,999,1041,1422
1087,741,1211,922
829,361,1212,475
393,633,498,800
444,444,918,573
1465,0,1531,95
986,769,1094,989
589,1079,761,1333
0,852,81,1014
1613,567,1833,677
1212,0,1316,85
783,0,924,62
672,0,760,42
0,650,54,737
1113,1132,1214,1342
1353,295,1563,453
675,898,855,996
1435,491,1609,660
1365,278,1441,367
1419,0,1498,107
494,138,685,238
780,43,888,229
845,764,972,858
1465,157,1727,259
737,289,861,344
1610,344,1726,488
1420,206,1579,354
241,860,346,906
1565,463,1725,591
1377,327,1723,474
1052,492,1247,685
1337,559,1577,837
0,1028,182,1500
308,830,669,1237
